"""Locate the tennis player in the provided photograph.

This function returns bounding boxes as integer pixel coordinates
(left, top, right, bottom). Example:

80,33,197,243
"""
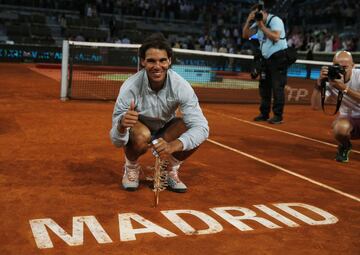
311,51,360,162
110,33,209,192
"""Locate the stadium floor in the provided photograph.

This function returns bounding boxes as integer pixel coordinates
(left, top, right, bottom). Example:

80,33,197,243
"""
0,63,359,254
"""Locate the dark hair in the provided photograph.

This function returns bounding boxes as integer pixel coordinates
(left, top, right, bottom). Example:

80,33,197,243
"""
251,4,259,11
139,33,173,59
251,3,267,11
251,0,271,12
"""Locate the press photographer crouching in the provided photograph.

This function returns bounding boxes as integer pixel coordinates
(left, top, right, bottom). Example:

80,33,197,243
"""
243,2,289,124
311,51,360,162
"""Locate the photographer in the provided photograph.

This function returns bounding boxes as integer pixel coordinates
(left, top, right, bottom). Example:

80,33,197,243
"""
242,2,288,124
311,51,360,162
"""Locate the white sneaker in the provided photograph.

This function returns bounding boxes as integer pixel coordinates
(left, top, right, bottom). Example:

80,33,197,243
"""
122,164,140,191
167,169,187,193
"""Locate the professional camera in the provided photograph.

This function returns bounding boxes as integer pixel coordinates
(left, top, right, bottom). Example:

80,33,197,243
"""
254,4,263,21
327,64,345,80
253,1,264,21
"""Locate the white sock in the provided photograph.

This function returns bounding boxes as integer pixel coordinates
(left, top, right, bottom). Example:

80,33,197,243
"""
125,155,138,168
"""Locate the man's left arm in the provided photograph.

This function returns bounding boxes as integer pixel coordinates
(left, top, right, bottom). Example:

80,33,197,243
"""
258,15,286,43
177,88,209,151
332,78,360,103
257,20,280,42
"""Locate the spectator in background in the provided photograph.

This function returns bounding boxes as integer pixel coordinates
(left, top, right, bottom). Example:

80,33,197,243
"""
324,34,333,52
173,41,181,48
233,27,239,39
198,34,205,50
313,38,321,52
218,44,227,53
227,43,235,54
74,33,85,41
187,37,195,50
292,31,303,49
109,16,116,38
343,38,354,51
333,34,341,51
211,42,218,52
59,14,67,37
122,35,130,44
86,3,93,17
204,36,213,52
114,37,122,44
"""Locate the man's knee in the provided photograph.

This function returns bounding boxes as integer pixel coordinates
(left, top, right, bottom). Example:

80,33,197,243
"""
333,118,352,137
128,128,151,152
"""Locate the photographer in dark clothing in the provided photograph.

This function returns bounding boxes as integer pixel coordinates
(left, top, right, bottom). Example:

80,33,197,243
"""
242,3,288,124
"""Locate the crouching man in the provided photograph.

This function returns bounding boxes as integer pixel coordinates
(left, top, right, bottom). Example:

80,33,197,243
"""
110,33,209,192
311,51,360,162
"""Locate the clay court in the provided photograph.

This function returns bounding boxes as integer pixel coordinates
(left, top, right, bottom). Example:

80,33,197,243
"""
0,62,359,254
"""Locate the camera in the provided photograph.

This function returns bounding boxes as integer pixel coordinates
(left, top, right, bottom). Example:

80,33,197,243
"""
255,11,263,21
327,64,345,80
254,2,264,21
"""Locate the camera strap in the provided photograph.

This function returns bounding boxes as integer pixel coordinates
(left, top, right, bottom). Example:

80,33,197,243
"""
266,15,286,42
320,80,343,115
260,15,275,51
259,15,287,55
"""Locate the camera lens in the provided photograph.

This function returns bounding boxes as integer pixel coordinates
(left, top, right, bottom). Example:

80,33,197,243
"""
328,64,345,80
255,12,263,21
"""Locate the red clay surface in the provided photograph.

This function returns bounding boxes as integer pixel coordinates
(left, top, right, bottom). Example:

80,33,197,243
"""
0,63,359,255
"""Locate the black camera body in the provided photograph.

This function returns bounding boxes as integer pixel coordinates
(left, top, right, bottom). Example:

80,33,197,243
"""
254,4,263,21
328,64,345,80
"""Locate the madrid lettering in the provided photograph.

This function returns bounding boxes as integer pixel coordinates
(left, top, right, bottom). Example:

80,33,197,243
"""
29,202,338,249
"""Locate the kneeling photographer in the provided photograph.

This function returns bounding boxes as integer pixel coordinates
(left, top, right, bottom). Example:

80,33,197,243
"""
242,1,289,124
311,51,360,162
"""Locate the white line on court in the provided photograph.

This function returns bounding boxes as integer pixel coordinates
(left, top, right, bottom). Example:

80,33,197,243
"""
205,110,360,154
207,138,360,203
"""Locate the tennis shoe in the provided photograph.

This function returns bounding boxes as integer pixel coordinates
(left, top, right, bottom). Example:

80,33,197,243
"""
254,114,269,122
268,116,283,124
122,164,141,191
167,169,187,193
335,143,352,163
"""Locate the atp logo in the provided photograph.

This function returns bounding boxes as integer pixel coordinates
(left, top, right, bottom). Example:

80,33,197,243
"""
286,85,309,102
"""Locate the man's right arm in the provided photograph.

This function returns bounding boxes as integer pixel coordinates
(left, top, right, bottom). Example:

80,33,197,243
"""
311,79,322,110
242,11,256,39
311,66,329,110
109,83,136,147
110,98,130,147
